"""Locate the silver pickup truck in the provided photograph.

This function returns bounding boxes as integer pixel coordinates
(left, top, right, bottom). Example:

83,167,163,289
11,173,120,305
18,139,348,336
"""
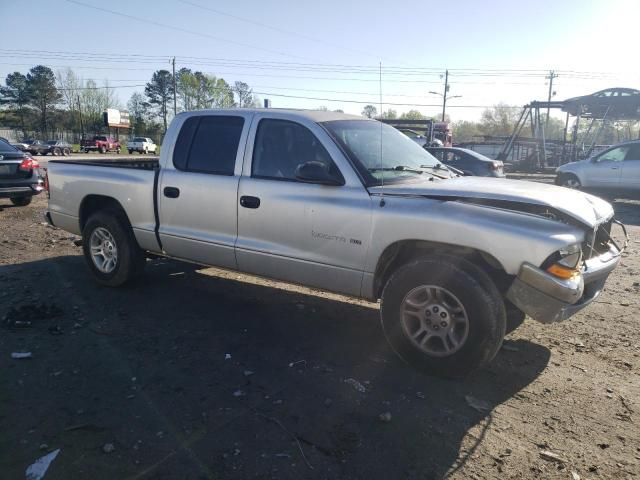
46,109,623,377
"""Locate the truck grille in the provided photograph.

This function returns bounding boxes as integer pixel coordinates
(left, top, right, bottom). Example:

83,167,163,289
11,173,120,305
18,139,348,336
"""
584,220,613,259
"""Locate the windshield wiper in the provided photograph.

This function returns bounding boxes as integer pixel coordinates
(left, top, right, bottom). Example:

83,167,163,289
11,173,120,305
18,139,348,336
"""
369,165,424,174
419,164,451,179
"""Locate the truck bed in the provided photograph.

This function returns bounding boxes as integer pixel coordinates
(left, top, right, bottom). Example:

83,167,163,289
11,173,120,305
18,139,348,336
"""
47,158,161,252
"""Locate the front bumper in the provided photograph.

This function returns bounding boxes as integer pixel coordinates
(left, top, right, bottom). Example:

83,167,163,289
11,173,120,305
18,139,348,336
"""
506,245,620,323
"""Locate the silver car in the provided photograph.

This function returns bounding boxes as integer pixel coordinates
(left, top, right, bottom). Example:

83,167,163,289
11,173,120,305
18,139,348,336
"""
556,140,640,193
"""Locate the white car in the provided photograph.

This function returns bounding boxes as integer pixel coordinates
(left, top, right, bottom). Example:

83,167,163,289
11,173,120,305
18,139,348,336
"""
127,137,157,154
556,141,640,193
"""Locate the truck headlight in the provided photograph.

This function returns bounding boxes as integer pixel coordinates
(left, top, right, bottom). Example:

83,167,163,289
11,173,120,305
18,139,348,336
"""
546,244,582,279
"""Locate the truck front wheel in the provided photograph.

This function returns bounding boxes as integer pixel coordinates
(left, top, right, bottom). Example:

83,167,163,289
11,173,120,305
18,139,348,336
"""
82,210,145,287
380,255,506,378
99,145,107,154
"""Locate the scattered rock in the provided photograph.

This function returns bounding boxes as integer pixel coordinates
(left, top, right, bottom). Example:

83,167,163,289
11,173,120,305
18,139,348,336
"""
225,354,232,360
416,392,425,399
571,471,581,480
465,395,491,412
344,378,366,393
243,370,254,377
379,412,392,423
232,390,245,397
39,444,48,451
102,443,115,454
48,325,63,335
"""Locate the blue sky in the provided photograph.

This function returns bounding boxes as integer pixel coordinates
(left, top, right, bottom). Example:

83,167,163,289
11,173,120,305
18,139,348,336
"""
1,0,639,120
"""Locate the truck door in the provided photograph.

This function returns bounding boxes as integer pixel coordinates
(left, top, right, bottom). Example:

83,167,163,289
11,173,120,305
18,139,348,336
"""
235,115,373,297
157,113,250,270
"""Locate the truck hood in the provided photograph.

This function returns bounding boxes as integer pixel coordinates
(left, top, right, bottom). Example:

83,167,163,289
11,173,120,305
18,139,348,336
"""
368,177,614,228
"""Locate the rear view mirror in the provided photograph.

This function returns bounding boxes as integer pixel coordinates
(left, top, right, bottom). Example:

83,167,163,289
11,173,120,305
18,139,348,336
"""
295,161,344,186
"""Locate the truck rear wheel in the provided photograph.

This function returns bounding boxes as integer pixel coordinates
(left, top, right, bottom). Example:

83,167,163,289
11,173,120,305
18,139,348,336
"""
380,255,506,378
82,210,145,287
99,145,106,154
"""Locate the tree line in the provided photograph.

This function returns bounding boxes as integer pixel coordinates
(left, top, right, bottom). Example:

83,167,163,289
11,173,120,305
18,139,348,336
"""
0,65,261,142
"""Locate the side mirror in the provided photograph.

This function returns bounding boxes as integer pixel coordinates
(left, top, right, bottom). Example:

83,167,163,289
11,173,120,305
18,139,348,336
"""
295,161,344,186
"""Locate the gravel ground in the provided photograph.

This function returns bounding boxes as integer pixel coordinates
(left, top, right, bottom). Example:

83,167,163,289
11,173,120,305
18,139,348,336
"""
0,189,639,480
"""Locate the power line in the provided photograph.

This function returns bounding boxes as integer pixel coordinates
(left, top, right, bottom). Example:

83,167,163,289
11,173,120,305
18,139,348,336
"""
64,0,309,60
178,0,390,63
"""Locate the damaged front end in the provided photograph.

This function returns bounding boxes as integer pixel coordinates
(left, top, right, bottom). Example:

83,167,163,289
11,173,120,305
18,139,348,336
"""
506,218,627,324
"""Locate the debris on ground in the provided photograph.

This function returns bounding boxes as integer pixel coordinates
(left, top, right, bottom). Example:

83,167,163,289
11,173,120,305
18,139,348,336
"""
571,471,581,480
465,395,491,412
102,443,115,454
3,302,63,329
379,412,392,423
344,378,366,393
11,352,32,359
224,354,231,360
243,370,254,377
539,450,567,463
288,359,306,368
233,390,246,397
25,448,60,480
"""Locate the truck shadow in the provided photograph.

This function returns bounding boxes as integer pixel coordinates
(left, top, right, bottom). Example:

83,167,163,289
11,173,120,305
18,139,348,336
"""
612,198,640,227
0,256,550,480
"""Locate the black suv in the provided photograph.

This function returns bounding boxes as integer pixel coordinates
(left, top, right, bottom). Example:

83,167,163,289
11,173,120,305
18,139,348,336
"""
0,140,44,207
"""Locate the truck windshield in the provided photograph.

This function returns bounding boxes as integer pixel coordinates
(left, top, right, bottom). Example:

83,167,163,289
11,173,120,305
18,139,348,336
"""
322,120,446,185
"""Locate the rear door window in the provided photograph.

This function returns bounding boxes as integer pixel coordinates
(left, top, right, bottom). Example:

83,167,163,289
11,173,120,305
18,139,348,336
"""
624,144,640,161
173,115,244,175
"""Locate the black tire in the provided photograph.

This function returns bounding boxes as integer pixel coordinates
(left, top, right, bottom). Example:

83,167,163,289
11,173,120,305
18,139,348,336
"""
128,149,133,154
99,145,107,154
116,147,121,154
82,210,145,287
10,196,32,207
558,173,581,189
380,255,506,378
63,148,70,156
143,148,148,154
53,147,61,156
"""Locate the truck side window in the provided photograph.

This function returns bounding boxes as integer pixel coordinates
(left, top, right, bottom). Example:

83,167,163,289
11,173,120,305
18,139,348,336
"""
252,119,337,181
173,115,244,175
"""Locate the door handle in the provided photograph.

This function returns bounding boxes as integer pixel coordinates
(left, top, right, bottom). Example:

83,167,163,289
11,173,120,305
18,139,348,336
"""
163,186,180,198
240,196,260,209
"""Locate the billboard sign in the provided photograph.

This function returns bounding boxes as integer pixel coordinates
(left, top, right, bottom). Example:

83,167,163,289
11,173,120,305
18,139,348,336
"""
103,109,131,128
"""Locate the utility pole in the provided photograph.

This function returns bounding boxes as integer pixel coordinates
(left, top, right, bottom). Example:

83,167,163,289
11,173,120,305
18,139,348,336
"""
77,95,85,140
545,70,558,130
172,57,177,116
441,69,449,122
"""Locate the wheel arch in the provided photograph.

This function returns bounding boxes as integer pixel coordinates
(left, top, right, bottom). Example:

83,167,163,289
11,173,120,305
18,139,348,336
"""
372,239,512,300
79,194,131,232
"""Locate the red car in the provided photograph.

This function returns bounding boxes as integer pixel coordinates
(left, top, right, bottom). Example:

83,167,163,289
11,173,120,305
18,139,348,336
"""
81,135,121,154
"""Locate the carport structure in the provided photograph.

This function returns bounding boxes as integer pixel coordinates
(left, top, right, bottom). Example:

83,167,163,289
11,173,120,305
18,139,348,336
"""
498,91,640,169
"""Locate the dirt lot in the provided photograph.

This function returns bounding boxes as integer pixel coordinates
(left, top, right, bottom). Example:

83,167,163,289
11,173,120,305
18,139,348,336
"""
1,190,639,479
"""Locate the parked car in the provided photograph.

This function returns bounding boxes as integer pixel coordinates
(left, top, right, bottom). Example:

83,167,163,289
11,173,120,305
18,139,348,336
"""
81,135,121,154
426,147,506,177
44,140,72,156
0,139,44,206
562,88,640,118
11,141,30,152
127,137,157,154
398,129,428,147
555,140,640,194
46,110,622,378
26,140,50,156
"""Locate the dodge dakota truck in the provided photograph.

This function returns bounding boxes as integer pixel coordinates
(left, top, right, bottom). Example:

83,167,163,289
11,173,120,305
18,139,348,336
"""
45,109,624,377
